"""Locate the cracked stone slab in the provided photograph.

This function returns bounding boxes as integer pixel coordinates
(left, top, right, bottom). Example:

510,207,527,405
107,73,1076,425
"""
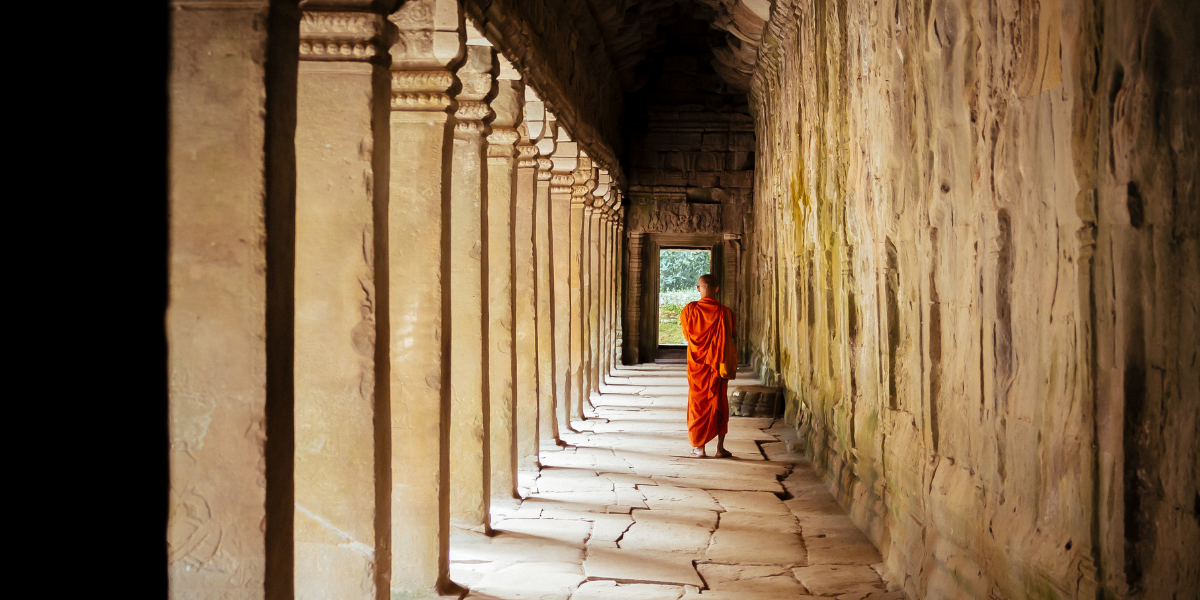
695,563,811,596
583,546,704,587
801,525,882,566
792,565,886,597
493,518,592,548
465,561,585,600
572,580,685,600
710,490,792,515
451,526,585,564
589,513,635,542
523,491,619,515
619,508,720,555
639,485,723,512
704,512,806,566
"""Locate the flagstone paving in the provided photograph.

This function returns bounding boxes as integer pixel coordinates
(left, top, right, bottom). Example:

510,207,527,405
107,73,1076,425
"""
451,364,904,600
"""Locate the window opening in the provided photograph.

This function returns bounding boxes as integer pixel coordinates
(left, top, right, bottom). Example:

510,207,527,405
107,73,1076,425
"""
658,249,711,346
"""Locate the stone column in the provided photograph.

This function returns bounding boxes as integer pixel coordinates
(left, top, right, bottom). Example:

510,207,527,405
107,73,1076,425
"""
168,1,281,596
591,172,611,381
595,206,607,384
448,36,496,532
566,159,595,422
550,130,579,433
615,205,626,367
513,112,541,469
578,202,592,412
534,106,564,447
386,0,462,593
587,197,603,395
566,155,589,423
292,7,390,598
599,202,614,380
486,54,522,502
626,231,645,364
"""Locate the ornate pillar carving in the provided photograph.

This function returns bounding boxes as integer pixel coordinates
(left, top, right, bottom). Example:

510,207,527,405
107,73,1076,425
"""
513,103,541,469
485,52,522,503
586,183,603,397
591,171,612,382
534,103,565,447
385,0,462,593
292,5,390,597
168,0,287,596
448,30,496,532
567,154,594,422
597,203,613,382
626,231,645,364
549,127,579,433
579,202,594,410
615,204,626,367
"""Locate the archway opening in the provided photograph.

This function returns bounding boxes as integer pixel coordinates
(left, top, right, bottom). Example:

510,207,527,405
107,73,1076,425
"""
657,249,710,359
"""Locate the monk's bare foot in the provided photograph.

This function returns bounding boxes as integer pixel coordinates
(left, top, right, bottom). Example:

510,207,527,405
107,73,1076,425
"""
714,449,733,459
690,447,706,458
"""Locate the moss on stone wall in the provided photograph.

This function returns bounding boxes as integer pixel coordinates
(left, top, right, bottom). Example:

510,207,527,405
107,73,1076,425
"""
742,0,1199,597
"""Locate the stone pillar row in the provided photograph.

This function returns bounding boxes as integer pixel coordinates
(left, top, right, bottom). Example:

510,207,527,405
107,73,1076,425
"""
168,1,627,598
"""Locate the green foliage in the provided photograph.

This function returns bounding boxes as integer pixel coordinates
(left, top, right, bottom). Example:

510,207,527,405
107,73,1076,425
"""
659,319,686,345
659,250,711,291
657,250,708,345
659,289,698,316
659,290,700,345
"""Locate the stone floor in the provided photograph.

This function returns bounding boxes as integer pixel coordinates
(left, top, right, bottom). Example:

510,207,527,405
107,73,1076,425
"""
450,364,903,600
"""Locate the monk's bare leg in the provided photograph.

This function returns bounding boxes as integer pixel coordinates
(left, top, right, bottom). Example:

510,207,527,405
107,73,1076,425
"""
691,445,706,458
714,435,732,458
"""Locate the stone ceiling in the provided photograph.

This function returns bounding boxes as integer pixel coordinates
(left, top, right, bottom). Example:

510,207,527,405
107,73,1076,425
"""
583,0,771,92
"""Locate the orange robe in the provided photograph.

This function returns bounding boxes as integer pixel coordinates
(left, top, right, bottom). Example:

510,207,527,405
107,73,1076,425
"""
680,297,734,447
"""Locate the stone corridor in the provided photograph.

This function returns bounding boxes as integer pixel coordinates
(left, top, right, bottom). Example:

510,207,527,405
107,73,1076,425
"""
450,364,899,600
167,0,1198,598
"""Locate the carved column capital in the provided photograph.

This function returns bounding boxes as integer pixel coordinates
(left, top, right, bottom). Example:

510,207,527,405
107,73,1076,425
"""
391,69,456,112
537,158,554,181
300,10,388,62
453,40,496,136
550,173,574,193
455,99,493,134
388,0,464,114
488,127,520,158
516,142,539,167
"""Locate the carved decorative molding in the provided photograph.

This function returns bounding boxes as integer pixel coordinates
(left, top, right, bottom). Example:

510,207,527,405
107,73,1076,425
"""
516,143,539,166
392,70,455,93
455,100,492,123
537,158,553,181
391,69,455,112
487,127,520,158
389,0,462,70
391,91,452,111
299,11,385,61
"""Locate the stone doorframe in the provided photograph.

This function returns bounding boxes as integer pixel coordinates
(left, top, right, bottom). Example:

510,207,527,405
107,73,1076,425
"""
626,232,741,364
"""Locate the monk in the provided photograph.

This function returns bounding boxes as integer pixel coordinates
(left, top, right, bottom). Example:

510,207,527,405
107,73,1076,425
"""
680,273,735,458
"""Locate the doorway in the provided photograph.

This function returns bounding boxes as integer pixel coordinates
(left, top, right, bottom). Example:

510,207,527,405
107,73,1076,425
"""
657,249,710,361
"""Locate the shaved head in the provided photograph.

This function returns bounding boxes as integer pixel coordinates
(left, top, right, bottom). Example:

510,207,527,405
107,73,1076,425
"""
698,274,718,288
697,274,719,298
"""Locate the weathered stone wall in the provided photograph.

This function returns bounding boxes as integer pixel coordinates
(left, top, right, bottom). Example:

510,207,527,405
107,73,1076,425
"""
743,0,1198,597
